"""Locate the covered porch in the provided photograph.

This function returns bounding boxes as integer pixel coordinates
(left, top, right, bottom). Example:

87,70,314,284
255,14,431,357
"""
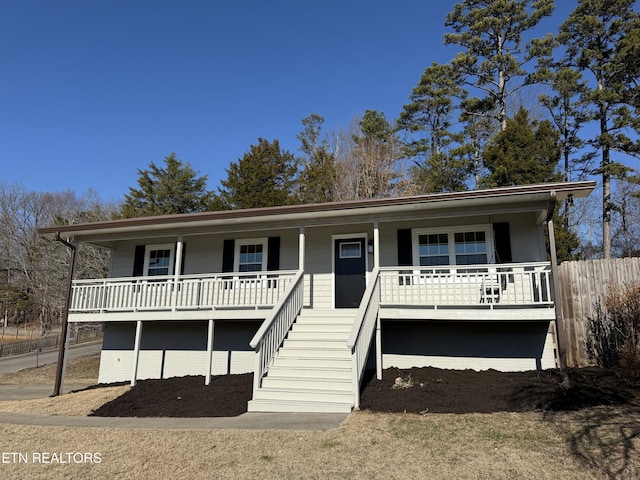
67,261,554,322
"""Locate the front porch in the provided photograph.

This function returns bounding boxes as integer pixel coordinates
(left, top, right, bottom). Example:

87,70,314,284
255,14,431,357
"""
68,261,554,322
68,270,300,322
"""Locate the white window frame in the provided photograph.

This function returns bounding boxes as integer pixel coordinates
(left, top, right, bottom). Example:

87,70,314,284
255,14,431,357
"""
411,226,494,279
143,244,175,277
233,237,268,273
339,241,363,259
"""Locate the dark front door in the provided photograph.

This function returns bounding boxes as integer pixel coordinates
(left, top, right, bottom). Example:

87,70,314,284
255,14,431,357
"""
334,238,366,308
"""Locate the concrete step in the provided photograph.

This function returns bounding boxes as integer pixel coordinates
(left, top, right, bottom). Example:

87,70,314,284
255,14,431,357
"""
247,398,353,413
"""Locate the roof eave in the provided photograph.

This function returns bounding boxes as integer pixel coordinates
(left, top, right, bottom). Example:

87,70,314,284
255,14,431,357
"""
38,181,596,242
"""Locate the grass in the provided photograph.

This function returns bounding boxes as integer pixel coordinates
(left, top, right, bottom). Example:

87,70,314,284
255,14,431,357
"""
0,353,100,385
0,355,638,479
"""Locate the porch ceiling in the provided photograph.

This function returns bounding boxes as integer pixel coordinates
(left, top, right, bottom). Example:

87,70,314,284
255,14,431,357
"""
39,181,595,247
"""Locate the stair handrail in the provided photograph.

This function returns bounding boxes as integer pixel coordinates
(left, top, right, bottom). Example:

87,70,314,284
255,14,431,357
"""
249,269,304,392
347,267,381,409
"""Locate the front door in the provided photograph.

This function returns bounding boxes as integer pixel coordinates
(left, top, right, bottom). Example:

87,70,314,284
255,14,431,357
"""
334,237,366,308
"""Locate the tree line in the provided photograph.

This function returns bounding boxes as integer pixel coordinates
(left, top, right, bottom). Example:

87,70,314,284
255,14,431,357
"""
2,0,639,329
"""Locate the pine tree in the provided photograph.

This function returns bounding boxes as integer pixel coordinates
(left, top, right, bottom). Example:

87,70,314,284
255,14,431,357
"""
444,0,555,131
121,153,213,218
399,62,471,193
482,107,562,187
296,114,337,204
558,0,640,258
217,138,298,209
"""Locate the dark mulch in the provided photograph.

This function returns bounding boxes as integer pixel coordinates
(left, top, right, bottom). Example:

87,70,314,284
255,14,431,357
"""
89,374,253,417
88,367,640,418
359,367,640,414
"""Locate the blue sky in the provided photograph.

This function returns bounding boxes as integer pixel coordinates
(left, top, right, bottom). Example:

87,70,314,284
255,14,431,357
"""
1,0,579,203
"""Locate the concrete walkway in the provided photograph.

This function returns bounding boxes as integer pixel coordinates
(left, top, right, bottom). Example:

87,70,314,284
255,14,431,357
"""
0,410,349,431
0,384,348,431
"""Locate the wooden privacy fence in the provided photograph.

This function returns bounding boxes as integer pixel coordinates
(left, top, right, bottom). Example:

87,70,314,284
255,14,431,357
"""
557,257,640,367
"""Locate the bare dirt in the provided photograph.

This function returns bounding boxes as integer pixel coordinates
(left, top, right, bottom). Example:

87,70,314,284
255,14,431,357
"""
89,366,640,417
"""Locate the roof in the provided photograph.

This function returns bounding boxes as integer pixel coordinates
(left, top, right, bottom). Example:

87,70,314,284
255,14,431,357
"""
38,181,595,246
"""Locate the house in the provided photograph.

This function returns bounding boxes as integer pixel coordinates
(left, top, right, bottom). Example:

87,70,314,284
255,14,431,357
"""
39,181,595,413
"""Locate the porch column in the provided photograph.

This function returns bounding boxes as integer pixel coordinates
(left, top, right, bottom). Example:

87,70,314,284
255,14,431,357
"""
373,222,380,269
299,227,305,270
548,218,568,377
172,235,184,310
131,320,143,386
205,319,215,385
376,314,383,380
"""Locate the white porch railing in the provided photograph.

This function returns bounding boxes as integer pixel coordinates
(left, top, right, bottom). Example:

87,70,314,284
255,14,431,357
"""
379,262,553,308
249,270,304,392
347,267,380,410
69,271,299,313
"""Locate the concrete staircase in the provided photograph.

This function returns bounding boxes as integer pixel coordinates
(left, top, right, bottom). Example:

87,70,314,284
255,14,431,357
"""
247,309,356,413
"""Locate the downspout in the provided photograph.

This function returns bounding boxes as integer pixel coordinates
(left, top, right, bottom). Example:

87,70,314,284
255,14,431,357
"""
51,233,77,397
546,192,570,386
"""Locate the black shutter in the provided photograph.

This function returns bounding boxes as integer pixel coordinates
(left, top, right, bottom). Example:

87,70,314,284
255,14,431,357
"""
493,223,512,263
267,237,280,271
179,243,187,274
133,245,145,276
397,229,413,266
222,239,235,273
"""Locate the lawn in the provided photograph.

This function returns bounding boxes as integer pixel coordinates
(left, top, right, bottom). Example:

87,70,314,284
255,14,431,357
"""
0,355,638,479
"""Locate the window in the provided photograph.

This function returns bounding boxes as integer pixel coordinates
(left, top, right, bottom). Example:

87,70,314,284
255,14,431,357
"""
339,241,362,259
454,231,487,265
413,227,492,271
143,244,175,276
418,233,449,268
234,238,267,273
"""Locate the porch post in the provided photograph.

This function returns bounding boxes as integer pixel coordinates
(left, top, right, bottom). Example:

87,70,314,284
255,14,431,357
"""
131,320,143,387
376,314,383,380
172,235,184,310
299,227,305,270
205,319,215,385
373,222,380,269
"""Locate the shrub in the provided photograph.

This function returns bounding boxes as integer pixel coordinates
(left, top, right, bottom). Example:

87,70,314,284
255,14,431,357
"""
586,281,640,377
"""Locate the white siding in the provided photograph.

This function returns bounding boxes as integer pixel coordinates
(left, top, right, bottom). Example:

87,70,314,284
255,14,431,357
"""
379,320,556,372
109,240,138,278
98,320,261,383
377,215,546,267
108,230,300,278
493,212,546,262
303,225,373,309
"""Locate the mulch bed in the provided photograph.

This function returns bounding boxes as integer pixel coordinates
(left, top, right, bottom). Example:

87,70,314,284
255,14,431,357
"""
89,374,253,418
88,367,640,418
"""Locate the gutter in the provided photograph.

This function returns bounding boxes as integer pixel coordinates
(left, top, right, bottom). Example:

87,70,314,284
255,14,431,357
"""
545,190,557,223
51,233,77,397
38,181,596,239
545,192,570,385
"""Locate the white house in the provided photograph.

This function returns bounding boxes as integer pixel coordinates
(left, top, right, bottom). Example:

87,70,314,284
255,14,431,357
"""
39,181,595,413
